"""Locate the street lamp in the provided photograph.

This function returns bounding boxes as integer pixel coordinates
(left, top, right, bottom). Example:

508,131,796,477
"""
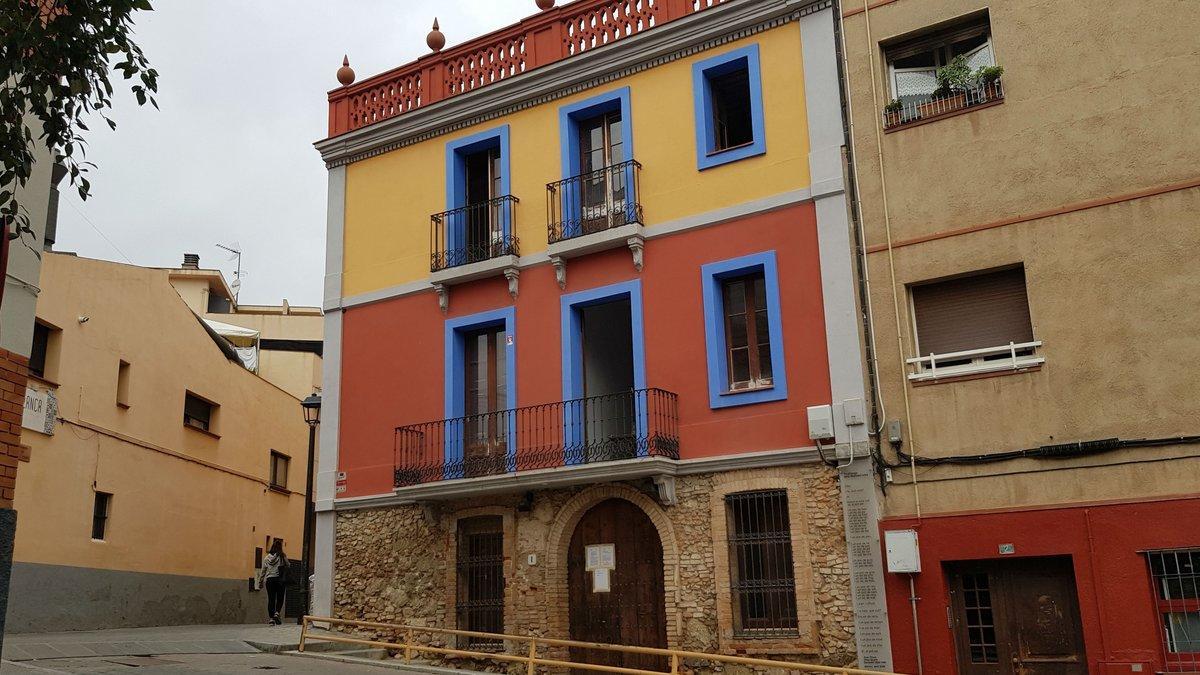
299,393,321,623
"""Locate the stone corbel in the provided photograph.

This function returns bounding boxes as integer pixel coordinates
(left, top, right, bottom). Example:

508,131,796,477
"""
652,475,676,507
504,267,520,299
432,283,449,312
550,255,567,290
627,235,645,272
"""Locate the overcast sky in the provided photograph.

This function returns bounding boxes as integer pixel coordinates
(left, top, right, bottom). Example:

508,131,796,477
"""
55,0,534,307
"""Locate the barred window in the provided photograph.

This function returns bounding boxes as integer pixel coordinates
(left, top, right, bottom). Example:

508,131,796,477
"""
725,490,798,637
456,516,505,650
1147,549,1200,668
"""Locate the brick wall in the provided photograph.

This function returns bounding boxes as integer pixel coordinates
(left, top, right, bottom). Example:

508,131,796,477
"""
0,349,29,509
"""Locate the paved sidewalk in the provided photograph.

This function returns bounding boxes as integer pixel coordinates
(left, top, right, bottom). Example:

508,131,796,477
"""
2,622,325,662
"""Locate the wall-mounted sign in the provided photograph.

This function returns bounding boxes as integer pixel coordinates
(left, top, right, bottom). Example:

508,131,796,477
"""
592,567,611,593
506,334,514,346
998,543,1016,555
585,544,615,571
22,384,56,436
336,484,347,494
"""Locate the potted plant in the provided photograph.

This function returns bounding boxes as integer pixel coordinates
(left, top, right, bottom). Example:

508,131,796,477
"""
974,64,1005,100
884,99,904,127
918,55,972,117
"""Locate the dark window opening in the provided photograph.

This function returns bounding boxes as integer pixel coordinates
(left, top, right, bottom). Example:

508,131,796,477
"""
722,272,773,391
710,65,753,151
883,12,995,109
456,516,505,650
269,451,290,490
207,292,233,314
29,321,51,379
116,360,131,407
92,491,112,540
725,489,797,637
184,392,215,432
464,147,502,259
463,326,507,478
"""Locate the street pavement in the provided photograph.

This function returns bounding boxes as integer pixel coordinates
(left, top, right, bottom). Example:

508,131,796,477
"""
0,624,392,673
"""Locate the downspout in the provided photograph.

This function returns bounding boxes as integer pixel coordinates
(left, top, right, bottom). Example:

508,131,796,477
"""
832,0,887,487
857,0,921,519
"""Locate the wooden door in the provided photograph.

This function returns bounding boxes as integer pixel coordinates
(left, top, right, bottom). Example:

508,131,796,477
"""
948,557,1087,675
463,326,507,477
568,499,667,674
577,110,625,234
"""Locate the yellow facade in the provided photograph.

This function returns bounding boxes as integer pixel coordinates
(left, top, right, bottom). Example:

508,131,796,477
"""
341,26,812,298
13,254,307,587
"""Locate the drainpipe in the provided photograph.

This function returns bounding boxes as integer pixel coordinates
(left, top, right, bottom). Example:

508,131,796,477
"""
909,574,924,675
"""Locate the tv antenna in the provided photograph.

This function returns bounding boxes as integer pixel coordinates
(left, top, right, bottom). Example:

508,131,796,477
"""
215,242,243,302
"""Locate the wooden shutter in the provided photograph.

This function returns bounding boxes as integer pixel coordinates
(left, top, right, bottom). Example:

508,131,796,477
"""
912,267,1033,356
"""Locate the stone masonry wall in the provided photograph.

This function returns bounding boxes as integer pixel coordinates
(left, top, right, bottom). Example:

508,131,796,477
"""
333,464,856,672
0,349,29,510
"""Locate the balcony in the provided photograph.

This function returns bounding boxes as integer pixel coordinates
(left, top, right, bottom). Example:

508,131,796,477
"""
429,197,521,306
883,77,1005,131
546,160,645,285
393,388,679,498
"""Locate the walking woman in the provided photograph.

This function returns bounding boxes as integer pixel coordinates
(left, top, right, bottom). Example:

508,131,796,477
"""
258,540,290,625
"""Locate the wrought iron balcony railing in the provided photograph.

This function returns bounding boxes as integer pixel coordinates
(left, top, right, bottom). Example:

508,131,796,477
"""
882,77,1005,130
547,160,643,244
394,388,679,487
430,196,520,273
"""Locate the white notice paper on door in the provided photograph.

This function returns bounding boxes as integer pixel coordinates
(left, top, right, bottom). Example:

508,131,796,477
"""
585,543,615,571
592,568,611,593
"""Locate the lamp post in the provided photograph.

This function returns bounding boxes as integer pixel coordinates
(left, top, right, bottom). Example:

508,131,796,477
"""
299,393,321,623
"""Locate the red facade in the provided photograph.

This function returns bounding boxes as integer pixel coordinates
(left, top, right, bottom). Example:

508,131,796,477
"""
337,203,832,498
883,496,1200,674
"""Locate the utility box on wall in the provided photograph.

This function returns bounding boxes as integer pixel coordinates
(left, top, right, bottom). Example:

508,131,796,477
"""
884,529,921,573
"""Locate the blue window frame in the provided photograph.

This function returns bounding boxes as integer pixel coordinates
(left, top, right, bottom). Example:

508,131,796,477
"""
692,44,767,170
559,87,634,180
701,251,788,409
560,280,647,462
444,126,512,253
444,306,517,477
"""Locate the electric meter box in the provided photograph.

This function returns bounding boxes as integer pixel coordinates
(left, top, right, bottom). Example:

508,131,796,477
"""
884,529,921,573
807,405,834,440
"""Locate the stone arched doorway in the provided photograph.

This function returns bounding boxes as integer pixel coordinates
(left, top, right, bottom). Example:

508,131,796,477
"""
544,485,680,665
567,498,668,673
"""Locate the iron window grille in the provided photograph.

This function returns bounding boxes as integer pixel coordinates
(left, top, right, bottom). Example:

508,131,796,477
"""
725,489,798,637
1147,548,1200,671
960,572,999,663
456,516,505,651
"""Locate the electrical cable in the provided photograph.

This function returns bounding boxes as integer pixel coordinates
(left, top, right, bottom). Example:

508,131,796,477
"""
885,435,1200,468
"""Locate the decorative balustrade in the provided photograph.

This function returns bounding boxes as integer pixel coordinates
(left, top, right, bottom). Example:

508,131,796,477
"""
394,388,680,487
430,196,521,272
328,0,727,137
547,160,643,244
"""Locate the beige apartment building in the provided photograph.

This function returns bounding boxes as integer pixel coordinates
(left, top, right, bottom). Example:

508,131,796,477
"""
841,0,1200,673
6,253,310,631
167,254,323,400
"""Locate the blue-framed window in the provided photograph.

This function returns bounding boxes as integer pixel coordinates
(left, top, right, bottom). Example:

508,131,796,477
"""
560,280,647,462
444,307,517,478
701,251,788,409
692,44,767,170
444,126,512,255
555,88,638,240
559,87,634,179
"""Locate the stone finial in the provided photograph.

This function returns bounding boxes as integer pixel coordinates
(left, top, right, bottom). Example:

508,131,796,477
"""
426,18,445,52
336,55,355,86
536,0,556,9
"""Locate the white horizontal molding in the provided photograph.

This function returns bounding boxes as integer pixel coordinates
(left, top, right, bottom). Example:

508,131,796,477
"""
326,445,822,512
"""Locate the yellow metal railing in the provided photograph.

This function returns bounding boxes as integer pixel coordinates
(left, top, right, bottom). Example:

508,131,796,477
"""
299,616,904,675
